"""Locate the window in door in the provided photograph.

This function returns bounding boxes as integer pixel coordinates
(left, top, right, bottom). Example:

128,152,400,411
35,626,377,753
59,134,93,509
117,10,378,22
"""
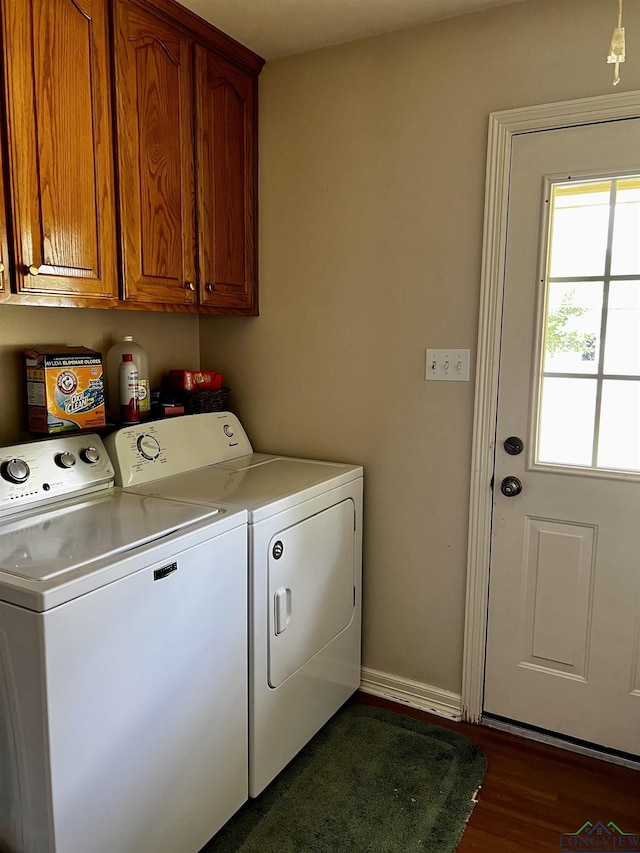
535,175,640,475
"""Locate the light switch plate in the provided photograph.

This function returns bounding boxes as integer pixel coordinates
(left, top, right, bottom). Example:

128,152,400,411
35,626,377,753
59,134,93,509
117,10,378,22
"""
425,349,470,381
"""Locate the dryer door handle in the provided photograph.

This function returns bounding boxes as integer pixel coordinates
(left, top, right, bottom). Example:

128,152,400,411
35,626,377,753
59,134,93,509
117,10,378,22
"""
274,587,292,635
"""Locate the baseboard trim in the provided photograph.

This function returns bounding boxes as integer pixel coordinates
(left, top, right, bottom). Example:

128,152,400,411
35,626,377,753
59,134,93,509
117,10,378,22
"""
359,667,462,721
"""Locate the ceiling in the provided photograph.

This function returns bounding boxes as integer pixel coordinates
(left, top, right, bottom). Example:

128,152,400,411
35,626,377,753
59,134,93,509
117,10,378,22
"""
176,0,527,60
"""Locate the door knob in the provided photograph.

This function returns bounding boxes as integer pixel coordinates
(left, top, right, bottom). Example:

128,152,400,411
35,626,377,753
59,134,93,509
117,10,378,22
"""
504,436,524,455
500,476,522,497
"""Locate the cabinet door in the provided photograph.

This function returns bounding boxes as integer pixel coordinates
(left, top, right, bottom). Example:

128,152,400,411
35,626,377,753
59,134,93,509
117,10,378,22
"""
2,0,117,301
114,0,197,306
195,47,258,314
0,134,9,301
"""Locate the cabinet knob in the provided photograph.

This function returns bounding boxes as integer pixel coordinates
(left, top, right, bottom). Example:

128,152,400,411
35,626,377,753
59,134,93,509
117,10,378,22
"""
185,281,196,291
205,283,213,292
0,262,4,273
27,264,41,276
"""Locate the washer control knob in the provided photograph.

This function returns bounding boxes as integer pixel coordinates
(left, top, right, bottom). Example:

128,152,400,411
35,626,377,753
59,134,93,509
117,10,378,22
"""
55,451,76,469
1,458,30,484
80,446,101,464
137,434,161,461
223,424,234,438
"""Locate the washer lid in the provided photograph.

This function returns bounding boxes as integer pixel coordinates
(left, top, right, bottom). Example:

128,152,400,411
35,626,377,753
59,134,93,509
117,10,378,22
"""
0,490,221,582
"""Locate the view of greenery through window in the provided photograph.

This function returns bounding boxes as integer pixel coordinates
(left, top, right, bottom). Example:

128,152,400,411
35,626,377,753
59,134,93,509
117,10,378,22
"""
537,176,640,474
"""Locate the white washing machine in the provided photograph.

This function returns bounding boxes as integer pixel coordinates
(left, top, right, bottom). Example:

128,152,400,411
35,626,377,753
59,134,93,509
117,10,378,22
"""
105,412,363,797
0,433,248,853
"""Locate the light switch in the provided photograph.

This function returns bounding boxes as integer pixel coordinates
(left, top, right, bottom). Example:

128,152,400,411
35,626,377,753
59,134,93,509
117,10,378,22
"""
425,349,470,381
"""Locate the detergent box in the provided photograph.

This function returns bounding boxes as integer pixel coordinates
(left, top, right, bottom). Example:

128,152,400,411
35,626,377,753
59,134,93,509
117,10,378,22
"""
25,346,106,433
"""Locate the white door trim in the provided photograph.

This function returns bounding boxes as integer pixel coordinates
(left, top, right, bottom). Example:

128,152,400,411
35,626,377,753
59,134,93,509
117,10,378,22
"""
462,89,640,724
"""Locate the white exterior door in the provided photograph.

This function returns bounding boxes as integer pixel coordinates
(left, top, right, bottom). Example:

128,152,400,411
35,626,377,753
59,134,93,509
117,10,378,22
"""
483,118,640,755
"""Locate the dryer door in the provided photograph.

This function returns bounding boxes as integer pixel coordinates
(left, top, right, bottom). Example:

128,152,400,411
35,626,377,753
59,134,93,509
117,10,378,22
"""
268,499,356,688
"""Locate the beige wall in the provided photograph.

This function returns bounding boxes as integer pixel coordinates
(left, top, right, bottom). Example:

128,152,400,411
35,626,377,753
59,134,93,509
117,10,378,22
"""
0,0,637,697
0,306,199,444
199,0,640,695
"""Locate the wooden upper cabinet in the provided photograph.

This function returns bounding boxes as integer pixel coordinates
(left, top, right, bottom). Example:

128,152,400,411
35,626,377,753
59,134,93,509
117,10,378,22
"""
1,0,118,302
0,0,262,312
195,47,257,314
114,0,197,307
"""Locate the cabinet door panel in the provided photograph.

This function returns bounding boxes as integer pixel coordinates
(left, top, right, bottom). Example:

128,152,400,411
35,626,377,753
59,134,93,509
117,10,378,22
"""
0,132,9,300
2,0,117,298
115,0,196,306
196,48,257,313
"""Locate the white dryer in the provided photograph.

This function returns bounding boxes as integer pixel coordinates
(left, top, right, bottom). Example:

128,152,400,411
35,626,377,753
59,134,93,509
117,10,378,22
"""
106,412,363,797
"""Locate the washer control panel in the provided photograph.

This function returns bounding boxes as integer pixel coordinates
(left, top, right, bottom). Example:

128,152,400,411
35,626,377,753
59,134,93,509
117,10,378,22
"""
0,434,114,517
104,412,253,487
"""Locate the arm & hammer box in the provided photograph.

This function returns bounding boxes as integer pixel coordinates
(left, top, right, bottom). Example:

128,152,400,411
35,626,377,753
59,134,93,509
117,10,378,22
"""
25,346,106,433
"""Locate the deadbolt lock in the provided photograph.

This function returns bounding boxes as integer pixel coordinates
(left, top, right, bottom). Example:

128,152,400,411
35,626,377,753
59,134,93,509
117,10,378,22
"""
504,436,524,455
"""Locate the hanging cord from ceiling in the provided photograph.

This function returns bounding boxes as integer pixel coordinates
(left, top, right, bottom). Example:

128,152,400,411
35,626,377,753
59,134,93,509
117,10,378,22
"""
607,0,625,86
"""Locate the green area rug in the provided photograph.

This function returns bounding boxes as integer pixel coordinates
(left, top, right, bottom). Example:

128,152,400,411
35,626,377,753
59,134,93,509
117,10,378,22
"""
204,703,487,852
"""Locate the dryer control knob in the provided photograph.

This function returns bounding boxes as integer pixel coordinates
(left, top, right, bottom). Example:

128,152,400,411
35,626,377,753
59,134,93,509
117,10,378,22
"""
137,434,161,461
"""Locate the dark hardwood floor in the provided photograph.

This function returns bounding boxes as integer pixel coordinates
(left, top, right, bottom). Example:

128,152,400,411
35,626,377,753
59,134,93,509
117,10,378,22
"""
355,693,640,851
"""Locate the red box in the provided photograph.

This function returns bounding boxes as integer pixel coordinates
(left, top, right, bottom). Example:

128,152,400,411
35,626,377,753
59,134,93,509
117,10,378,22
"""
167,370,223,392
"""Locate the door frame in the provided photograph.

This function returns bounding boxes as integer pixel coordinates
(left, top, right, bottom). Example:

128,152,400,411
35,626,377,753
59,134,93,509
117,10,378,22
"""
461,89,640,724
